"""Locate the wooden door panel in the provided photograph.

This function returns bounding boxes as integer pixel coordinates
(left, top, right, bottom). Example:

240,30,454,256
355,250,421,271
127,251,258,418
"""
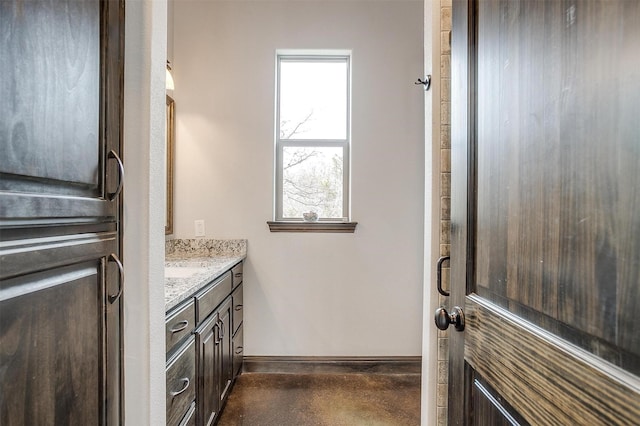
0,262,104,425
474,0,640,372
465,296,640,425
198,315,220,426
0,0,100,187
472,375,527,426
0,0,124,221
450,0,640,424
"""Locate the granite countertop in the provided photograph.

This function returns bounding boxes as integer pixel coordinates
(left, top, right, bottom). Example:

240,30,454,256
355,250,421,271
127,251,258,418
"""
165,239,247,312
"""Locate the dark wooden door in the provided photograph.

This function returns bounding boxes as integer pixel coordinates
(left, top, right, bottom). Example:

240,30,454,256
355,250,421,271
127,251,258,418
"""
448,0,640,424
0,0,124,424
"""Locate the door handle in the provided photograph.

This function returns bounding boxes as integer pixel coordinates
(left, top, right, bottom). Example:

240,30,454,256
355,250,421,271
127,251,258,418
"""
169,378,190,398
436,256,450,296
169,320,189,333
107,149,124,201
108,253,124,304
434,306,465,331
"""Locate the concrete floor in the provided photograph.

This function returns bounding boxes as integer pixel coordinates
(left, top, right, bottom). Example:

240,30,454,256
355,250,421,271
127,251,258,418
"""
217,373,421,426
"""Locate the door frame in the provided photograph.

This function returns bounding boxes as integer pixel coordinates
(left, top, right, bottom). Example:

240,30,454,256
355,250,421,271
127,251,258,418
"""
449,0,474,421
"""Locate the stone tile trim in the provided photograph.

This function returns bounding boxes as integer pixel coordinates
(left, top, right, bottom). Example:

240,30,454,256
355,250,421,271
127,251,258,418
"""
438,2,452,425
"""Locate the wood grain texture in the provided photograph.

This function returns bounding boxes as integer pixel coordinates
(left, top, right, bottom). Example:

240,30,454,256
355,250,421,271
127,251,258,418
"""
0,1,125,424
179,402,197,426
465,296,640,425
195,273,232,323
197,314,221,426
474,0,640,373
472,377,526,426
267,221,358,233
233,325,244,377
0,0,100,186
0,263,103,425
232,283,243,335
166,299,195,356
166,337,196,426
218,299,233,404
0,231,117,280
0,0,125,223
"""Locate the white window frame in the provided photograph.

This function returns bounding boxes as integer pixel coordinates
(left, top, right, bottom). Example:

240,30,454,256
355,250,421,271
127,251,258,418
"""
274,53,351,222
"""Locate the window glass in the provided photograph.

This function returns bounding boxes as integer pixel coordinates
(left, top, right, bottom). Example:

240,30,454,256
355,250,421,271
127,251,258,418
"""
282,146,344,219
279,60,348,140
276,54,350,221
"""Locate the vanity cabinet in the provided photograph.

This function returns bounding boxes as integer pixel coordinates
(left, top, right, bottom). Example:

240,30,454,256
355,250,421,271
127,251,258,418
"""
166,261,244,426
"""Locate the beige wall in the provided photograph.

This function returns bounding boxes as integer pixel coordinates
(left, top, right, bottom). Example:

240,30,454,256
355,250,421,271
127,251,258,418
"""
172,0,425,356
123,0,167,423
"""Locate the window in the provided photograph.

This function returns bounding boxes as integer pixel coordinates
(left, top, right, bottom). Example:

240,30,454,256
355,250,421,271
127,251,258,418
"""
274,54,351,225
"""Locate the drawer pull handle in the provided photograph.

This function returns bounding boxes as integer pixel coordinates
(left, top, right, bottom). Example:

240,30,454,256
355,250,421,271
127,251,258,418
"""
170,378,190,398
107,149,124,201
108,253,124,304
234,273,243,278
234,304,243,311
235,346,243,354
216,318,224,343
170,320,189,333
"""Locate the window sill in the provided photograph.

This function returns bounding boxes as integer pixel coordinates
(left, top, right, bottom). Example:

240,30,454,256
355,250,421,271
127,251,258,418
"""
267,221,358,233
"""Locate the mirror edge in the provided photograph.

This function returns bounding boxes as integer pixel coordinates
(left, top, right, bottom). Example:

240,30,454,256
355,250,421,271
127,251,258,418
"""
165,95,175,235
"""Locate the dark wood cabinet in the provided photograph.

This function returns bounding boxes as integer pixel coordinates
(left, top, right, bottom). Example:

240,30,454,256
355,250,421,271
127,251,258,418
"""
196,296,233,426
0,0,125,424
196,312,221,426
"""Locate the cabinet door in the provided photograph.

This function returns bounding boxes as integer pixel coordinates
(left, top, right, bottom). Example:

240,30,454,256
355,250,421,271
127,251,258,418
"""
0,234,121,425
196,314,220,426
232,325,244,378
218,298,233,405
0,0,124,224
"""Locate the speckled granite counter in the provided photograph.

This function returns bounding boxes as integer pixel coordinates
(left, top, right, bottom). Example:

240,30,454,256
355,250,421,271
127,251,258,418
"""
165,239,247,312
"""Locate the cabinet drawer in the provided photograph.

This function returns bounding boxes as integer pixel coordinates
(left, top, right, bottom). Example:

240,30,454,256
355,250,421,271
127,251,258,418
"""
195,272,232,323
178,402,196,426
166,299,195,355
232,284,243,334
166,337,196,426
233,325,243,377
232,262,243,289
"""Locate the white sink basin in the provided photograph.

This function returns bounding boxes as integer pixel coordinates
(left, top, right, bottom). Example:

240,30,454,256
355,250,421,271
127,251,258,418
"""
165,267,206,279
